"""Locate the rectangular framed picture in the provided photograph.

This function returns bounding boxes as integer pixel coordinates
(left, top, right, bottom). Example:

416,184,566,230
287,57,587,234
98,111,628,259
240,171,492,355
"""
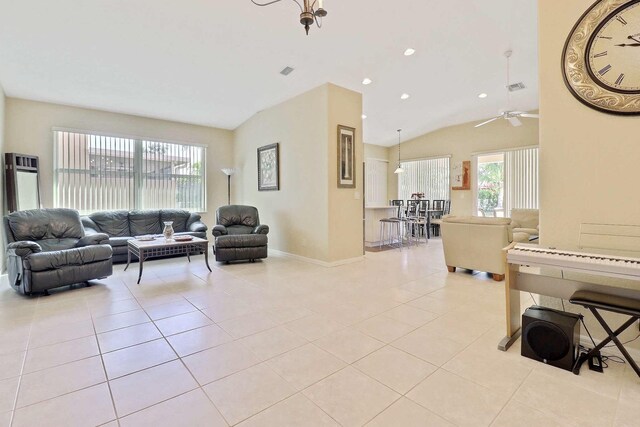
452,160,471,190
257,143,279,191
337,125,356,188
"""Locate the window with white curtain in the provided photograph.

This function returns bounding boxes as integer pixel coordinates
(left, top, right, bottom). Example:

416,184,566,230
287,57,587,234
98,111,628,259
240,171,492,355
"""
54,130,206,213
397,157,450,201
474,146,538,217
365,158,388,206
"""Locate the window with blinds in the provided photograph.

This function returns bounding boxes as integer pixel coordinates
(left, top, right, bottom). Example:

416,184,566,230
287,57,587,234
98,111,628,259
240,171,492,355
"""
398,157,450,201
54,130,206,213
474,146,538,217
504,147,538,213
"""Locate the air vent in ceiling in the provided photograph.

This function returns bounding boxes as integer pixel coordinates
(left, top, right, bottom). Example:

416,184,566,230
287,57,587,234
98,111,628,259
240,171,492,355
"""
280,66,295,76
507,82,526,92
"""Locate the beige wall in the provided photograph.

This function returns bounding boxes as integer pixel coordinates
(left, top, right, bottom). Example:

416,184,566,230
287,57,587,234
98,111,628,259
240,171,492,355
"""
364,143,388,161
0,86,5,271
4,98,233,228
234,83,363,263
387,117,539,216
327,84,364,263
539,0,640,250
539,0,640,349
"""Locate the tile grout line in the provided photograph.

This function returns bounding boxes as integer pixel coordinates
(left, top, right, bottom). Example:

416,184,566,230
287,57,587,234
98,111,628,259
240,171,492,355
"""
9,296,37,427
90,304,124,424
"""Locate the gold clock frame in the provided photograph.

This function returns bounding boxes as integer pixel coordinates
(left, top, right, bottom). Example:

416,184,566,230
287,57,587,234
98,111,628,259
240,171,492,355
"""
562,0,640,115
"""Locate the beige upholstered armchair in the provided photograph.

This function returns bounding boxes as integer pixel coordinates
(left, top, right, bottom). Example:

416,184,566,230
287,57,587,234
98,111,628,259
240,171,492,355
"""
441,216,529,281
510,209,539,236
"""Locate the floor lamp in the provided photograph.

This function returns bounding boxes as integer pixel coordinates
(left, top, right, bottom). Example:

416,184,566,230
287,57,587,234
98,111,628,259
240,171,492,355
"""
221,168,235,205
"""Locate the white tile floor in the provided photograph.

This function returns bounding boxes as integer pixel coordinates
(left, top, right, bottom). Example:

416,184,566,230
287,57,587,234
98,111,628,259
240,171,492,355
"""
0,239,638,426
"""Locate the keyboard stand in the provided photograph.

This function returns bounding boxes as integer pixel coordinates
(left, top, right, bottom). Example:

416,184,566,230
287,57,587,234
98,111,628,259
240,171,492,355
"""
569,290,640,378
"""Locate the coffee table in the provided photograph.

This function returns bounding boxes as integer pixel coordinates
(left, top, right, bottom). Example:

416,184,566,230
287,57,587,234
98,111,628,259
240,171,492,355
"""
124,236,212,284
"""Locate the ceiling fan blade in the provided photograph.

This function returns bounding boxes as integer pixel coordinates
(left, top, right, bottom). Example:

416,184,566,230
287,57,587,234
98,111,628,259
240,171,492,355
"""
519,113,539,119
508,117,522,127
475,116,501,128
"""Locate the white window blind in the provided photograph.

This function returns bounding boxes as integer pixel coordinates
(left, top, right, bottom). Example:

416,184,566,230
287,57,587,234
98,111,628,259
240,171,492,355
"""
398,157,450,201
504,147,538,214
365,159,388,206
54,130,206,213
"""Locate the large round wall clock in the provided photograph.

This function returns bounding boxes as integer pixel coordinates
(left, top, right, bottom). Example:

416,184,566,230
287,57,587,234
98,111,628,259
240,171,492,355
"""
562,0,640,115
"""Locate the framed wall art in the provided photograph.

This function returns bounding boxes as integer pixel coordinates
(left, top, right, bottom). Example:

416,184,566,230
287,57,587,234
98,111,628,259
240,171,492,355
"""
337,125,356,188
257,143,279,191
452,160,470,190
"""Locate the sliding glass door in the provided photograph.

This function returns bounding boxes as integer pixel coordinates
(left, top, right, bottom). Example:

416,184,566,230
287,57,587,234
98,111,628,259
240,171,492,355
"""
474,146,538,217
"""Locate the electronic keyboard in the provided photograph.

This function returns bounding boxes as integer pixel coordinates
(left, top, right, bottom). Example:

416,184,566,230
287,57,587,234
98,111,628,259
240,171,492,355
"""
507,244,640,280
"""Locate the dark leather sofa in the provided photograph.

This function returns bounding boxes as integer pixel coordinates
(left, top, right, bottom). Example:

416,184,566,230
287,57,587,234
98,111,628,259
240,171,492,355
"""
81,209,207,263
4,208,113,295
212,205,269,262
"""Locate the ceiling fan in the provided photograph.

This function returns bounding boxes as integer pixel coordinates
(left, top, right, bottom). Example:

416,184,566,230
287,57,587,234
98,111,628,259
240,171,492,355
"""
475,50,539,128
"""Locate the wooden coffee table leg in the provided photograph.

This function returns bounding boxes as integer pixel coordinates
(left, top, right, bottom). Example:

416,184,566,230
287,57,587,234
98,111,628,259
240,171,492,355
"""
204,244,212,272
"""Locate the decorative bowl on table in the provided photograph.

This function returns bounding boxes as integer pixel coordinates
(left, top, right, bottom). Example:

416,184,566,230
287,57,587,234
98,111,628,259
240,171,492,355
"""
174,235,194,242
135,235,156,241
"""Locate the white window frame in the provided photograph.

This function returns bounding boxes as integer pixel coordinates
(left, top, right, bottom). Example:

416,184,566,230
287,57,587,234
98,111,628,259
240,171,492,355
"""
53,128,207,213
472,145,539,217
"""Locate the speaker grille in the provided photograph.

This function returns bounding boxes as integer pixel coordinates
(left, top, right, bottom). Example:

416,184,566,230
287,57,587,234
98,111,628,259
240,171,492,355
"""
523,320,570,361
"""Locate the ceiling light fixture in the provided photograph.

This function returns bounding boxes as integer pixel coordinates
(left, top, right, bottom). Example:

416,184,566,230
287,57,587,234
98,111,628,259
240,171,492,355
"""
404,48,416,56
478,93,488,99
251,0,327,35
400,93,410,100
362,78,372,85
394,129,404,174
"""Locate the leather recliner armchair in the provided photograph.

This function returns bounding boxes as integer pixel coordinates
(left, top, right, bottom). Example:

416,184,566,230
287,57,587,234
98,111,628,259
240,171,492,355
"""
212,205,269,262
4,208,113,295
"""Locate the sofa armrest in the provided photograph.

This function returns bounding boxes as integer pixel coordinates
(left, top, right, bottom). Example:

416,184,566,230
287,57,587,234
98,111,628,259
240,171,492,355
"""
189,220,208,233
7,241,42,258
252,224,269,235
81,217,100,235
212,225,228,238
75,233,110,247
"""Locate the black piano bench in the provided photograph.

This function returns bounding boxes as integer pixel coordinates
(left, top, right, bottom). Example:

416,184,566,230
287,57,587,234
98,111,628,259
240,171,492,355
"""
569,290,640,378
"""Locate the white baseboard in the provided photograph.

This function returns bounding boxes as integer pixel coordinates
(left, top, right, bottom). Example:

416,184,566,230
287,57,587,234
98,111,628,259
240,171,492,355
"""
268,249,365,268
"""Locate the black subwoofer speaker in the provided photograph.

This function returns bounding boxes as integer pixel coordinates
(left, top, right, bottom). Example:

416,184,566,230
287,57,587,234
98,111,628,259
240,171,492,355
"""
521,306,580,371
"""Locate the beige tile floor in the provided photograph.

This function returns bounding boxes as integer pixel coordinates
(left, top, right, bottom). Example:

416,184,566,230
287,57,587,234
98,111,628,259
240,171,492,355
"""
0,239,638,427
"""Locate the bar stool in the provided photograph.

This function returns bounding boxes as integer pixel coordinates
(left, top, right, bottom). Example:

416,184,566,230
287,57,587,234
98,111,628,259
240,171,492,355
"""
378,218,403,249
569,290,640,377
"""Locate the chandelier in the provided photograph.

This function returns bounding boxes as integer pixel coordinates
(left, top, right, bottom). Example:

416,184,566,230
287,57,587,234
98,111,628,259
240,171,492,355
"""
251,0,327,35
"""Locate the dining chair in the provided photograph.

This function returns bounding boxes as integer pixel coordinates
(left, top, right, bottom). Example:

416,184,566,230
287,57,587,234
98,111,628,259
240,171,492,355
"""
430,199,446,236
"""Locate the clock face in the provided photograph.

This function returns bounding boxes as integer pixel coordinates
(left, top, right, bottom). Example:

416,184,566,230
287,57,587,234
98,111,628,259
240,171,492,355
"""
587,0,640,93
562,0,640,115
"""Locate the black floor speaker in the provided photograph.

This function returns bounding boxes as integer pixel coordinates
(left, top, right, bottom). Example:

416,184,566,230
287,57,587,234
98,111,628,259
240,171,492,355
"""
521,306,581,371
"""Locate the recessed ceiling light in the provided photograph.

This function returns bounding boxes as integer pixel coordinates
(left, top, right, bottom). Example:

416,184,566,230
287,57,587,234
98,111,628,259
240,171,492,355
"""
404,48,416,56
400,93,410,100
362,78,372,85
478,93,488,99
362,114,367,119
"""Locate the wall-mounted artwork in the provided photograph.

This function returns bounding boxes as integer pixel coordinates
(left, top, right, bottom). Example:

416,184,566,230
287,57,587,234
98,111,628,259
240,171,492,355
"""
452,160,470,190
337,125,356,188
257,143,279,191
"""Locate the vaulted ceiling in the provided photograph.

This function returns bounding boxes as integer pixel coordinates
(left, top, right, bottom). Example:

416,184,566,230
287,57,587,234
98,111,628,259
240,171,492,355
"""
0,0,538,146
